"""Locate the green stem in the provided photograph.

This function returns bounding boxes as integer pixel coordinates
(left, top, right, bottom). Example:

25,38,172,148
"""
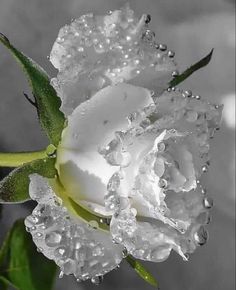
0,150,47,168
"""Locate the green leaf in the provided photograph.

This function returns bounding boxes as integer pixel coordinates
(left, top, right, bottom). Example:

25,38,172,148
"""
169,49,214,87
126,255,159,288
0,276,8,290
0,219,57,290
0,33,65,146
0,276,19,290
0,229,11,266
0,158,56,203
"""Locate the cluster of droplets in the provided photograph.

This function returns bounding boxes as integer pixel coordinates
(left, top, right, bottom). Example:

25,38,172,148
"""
98,87,221,262
98,103,156,214
25,175,123,284
139,88,222,181
50,4,177,115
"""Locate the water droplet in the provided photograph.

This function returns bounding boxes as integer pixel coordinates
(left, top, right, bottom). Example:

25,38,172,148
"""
46,144,57,157
25,215,39,228
154,158,165,177
154,42,159,49
91,275,103,285
144,14,151,24
203,196,213,209
140,118,151,128
126,35,132,41
94,43,105,53
77,46,84,52
55,247,70,258
193,226,208,246
168,50,175,58
29,226,36,232
142,29,155,42
122,248,128,258
172,71,179,77
157,142,166,152
184,90,192,98
202,165,208,173
107,173,121,191
45,231,62,247
158,178,168,189
159,44,167,51
59,271,64,279
35,232,43,238
88,220,99,229
201,188,207,195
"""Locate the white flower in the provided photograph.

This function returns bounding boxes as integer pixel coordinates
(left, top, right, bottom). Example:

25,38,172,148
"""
25,5,222,283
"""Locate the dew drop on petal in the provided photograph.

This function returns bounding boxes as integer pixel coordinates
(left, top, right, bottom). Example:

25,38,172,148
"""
203,196,213,209
193,226,208,246
91,275,103,285
45,231,62,247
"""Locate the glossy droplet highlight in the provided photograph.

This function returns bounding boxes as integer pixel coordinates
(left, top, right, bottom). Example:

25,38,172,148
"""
45,231,62,247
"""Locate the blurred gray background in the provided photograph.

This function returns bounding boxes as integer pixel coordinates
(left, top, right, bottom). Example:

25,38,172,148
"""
0,0,235,289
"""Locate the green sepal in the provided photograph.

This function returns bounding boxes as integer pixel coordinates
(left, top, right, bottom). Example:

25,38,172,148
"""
0,219,57,290
126,255,159,288
0,33,65,146
0,158,56,203
169,49,214,87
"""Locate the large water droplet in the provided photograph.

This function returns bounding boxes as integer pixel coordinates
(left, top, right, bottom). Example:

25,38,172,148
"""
107,173,121,191
203,196,213,209
154,157,165,177
158,178,168,189
45,231,62,247
193,226,208,246
91,275,103,285
59,271,64,279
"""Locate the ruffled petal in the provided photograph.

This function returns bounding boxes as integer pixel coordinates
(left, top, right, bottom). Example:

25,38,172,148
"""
109,185,211,262
57,83,154,215
50,4,177,115
150,89,223,177
25,174,123,281
96,89,221,261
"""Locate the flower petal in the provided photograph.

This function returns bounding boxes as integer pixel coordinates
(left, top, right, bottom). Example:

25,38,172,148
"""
57,83,154,215
50,4,177,115
25,174,123,281
151,89,223,177
109,185,211,262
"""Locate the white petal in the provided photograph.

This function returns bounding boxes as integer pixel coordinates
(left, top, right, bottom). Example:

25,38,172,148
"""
151,89,223,177
57,83,154,214
110,207,187,262
109,184,212,262
25,174,123,281
50,5,177,115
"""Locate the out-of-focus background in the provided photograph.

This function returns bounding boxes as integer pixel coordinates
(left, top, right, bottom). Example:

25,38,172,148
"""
0,0,235,289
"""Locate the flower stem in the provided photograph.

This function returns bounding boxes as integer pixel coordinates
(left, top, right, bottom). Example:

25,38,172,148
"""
0,150,47,168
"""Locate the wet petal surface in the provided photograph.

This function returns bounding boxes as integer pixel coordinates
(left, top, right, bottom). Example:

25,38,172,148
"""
25,174,123,281
50,4,177,115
